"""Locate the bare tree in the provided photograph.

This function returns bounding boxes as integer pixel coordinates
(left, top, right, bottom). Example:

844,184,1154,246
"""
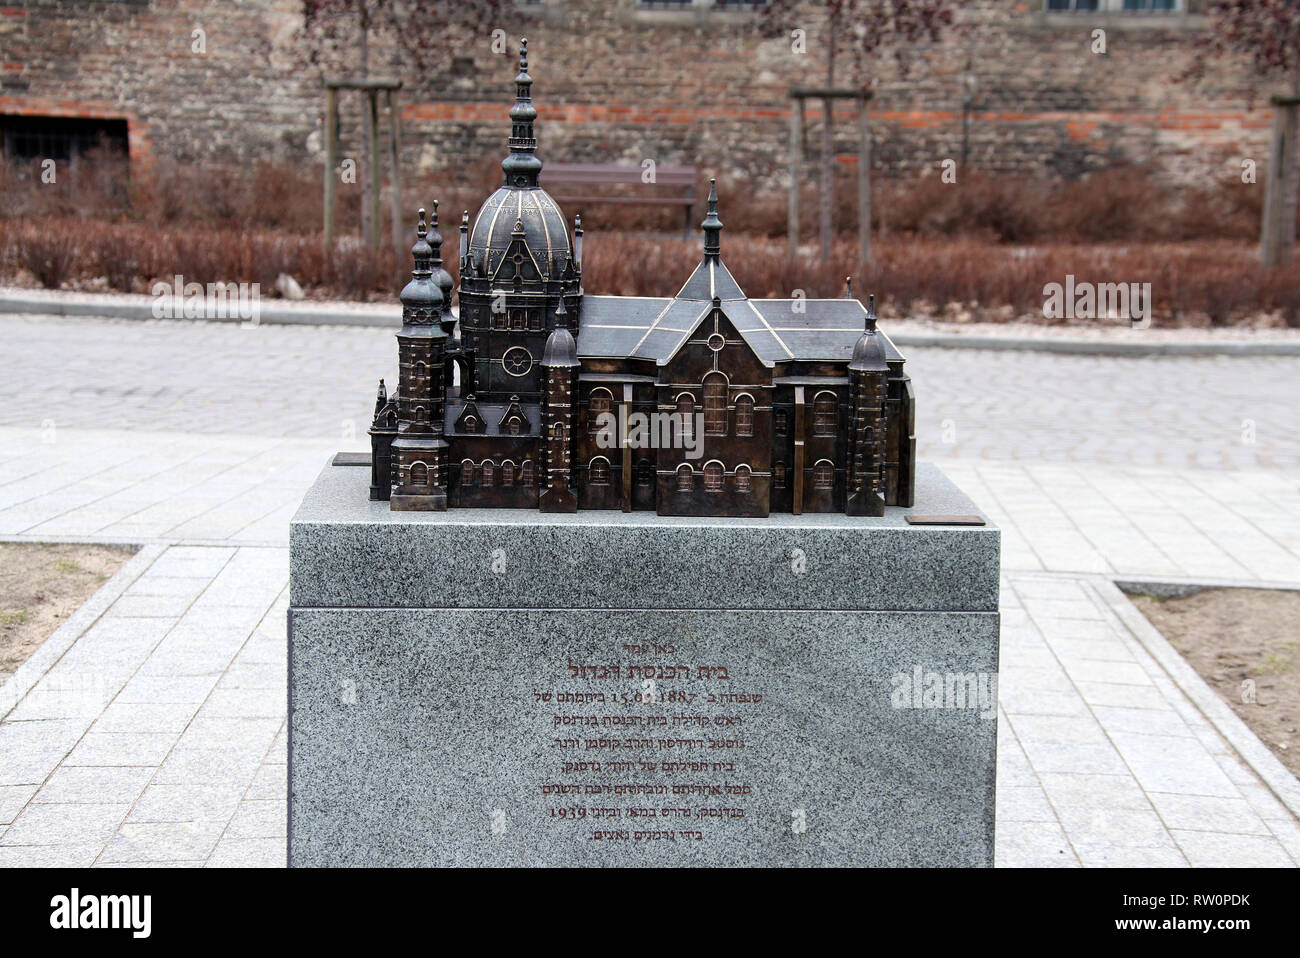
1185,0,1300,265
298,0,506,248
762,0,971,262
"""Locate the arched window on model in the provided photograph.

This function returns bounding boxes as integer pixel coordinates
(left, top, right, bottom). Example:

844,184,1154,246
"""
676,393,695,443
501,460,516,486
703,373,728,436
521,460,535,487
813,392,837,436
529,309,543,331
492,309,506,330
481,460,495,487
676,463,694,492
414,405,426,423
813,459,834,490
589,388,613,433
589,457,610,485
774,409,788,436
703,461,724,492
636,459,654,487
552,422,566,442
734,394,754,437
460,459,475,487
773,461,786,489
506,416,523,436
734,464,752,493
411,461,429,485
510,308,526,331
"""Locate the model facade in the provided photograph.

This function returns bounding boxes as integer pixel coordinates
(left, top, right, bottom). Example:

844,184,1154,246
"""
369,40,915,518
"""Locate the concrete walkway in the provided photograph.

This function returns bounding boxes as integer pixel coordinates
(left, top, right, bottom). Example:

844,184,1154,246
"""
1,314,1298,866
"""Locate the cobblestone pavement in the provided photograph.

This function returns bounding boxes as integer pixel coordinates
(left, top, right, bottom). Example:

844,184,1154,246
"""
2,314,1297,470
1,312,1298,867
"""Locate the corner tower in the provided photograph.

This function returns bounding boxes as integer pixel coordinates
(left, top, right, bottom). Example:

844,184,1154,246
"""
390,208,450,512
845,293,889,517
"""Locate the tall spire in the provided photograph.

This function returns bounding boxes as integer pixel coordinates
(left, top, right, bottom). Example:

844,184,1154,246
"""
702,178,722,262
502,37,542,187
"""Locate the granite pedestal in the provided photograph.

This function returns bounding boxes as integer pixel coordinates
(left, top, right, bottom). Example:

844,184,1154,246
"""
288,462,1001,867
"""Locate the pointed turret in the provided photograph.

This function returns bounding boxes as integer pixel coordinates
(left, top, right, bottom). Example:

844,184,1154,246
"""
399,208,445,330
459,210,469,271
702,178,722,263
428,200,456,337
849,293,888,372
539,299,579,514
542,300,580,367
674,178,744,301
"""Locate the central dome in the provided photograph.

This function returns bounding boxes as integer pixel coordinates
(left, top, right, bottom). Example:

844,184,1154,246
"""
468,186,571,280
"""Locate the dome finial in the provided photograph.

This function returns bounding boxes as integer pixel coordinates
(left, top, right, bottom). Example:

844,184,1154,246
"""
867,293,877,330
411,207,432,276
701,178,723,262
502,36,541,186
844,276,853,299
400,207,444,323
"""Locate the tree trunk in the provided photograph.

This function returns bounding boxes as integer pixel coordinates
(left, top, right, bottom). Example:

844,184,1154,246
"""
858,98,871,267
359,20,375,249
820,42,835,264
1261,96,1300,267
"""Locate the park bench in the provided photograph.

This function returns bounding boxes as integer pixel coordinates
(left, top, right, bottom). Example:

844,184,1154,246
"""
543,163,698,236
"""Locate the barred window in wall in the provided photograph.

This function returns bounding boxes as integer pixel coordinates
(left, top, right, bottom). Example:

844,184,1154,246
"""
734,395,754,437
502,460,516,486
676,464,694,491
521,460,535,487
813,393,837,436
510,309,526,330
704,462,723,492
773,462,786,489
813,460,833,490
703,374,727,436
590,458,610,484
460,460,474,486
734,464,752,492
774,410,788,436
411,461,429,485
481,461,495,486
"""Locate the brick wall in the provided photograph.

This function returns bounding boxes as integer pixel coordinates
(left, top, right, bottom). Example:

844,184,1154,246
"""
0,0,1283,197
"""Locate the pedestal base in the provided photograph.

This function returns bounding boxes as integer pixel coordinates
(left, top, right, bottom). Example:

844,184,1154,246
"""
288,462,1001,867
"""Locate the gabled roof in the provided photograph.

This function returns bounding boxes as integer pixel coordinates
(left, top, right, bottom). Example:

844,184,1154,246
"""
576,294,903,367
674,256,745,302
